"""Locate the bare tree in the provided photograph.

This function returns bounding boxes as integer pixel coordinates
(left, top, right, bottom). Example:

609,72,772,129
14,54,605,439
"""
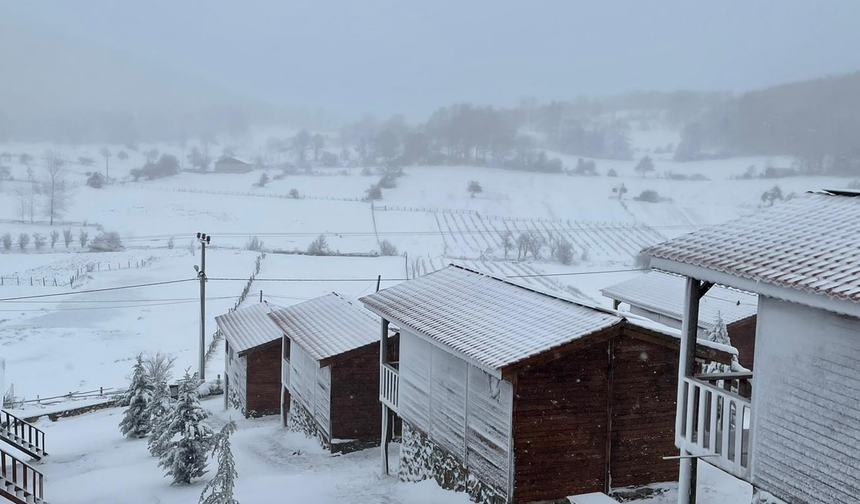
63,228,73,248
42,150,68,225
501,231,514,259
17,233,30,250
78,229,89,248
1,233,12,251
33,233,46,249
50,230,60,248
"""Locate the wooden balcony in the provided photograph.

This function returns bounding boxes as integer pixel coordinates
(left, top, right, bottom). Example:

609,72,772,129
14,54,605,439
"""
379,363,399,412
1,448,44,504
282,357,290,390
677,372,752,481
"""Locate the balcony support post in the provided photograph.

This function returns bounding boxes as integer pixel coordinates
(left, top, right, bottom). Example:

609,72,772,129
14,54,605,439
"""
678,277,705,504
379,318,391,477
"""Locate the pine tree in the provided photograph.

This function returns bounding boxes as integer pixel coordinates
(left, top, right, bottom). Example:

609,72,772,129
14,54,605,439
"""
119,354,153,438
147,378,173,457
704,311,736,373
158,370,213,485
199,421,240,504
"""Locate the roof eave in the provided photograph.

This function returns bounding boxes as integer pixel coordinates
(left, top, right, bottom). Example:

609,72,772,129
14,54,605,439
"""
650,257,860,319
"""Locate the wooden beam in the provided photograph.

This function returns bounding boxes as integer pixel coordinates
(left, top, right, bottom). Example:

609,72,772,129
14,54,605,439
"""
677,277,702,504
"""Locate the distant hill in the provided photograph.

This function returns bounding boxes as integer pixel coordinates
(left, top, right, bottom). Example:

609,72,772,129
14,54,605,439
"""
694,72,860,173
0,23,286,144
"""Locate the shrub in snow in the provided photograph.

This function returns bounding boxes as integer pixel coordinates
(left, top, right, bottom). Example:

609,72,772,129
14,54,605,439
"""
760,185,784,206
78,229,89,248
119,354,154,438
50,230,59,248
307,235,329,256
245,236,264,251
158,370,213,485
167,236,175,249
1,233,11,251
633,189,670,203
467,180,483,198
288,188,300,199
379,239,398,256
366,185,382,200
555,239,575,265
607,168,618,177
17,233,30,250
86,172,105,188
62,228,73,248
199,421,240,504
89,231,123,251
255,173,269,188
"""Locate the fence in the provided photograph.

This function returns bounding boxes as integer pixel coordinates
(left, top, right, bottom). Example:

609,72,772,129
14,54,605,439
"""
4,387,123,408
374,204,479,215
0,259,151,288
122,184,366,204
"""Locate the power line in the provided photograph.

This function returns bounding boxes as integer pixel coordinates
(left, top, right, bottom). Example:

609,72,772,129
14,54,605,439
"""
0,278,195,302
2,295,236,304
507,268,648,278
0,299,202,312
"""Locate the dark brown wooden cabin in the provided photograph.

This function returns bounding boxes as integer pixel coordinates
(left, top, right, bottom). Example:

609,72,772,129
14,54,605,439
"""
215,302,283,417
362,265,735,504
268,292,397,453
602,271,758,369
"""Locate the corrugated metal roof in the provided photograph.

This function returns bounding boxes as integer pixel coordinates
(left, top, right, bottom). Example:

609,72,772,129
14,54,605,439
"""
644,192,860,304
268,292,384,363
601,271,757,328
215,302,283,355
360,265,621,372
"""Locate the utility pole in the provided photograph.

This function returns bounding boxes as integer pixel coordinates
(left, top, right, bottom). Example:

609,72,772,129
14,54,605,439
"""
195,232,211,381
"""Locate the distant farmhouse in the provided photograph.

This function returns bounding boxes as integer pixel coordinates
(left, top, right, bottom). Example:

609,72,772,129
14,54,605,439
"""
216,302,283,417
361,265,733,503
602,271,758,369
213,156,253,173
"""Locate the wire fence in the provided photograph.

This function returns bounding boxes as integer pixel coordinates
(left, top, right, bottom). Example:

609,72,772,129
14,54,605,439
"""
0,259,151,288
121,184,367,204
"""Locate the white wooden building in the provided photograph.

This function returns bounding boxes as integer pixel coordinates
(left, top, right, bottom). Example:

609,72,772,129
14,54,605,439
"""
645,190,860,504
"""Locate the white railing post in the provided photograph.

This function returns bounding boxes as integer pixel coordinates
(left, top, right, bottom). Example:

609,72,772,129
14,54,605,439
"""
677,277,703,504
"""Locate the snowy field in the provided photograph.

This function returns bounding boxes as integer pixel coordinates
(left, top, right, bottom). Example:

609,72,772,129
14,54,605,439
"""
21,399,750,504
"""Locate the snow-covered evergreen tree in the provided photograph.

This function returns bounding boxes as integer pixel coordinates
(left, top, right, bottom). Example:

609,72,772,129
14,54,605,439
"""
147,377,173,457
158,370,213,485
704,311,739,373
119,354,153,438
199,421,239,504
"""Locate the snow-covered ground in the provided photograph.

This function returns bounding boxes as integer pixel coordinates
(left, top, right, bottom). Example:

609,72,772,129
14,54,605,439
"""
28,400,749,504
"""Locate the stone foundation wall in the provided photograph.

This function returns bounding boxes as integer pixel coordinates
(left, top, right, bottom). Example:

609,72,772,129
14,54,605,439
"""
399,421,508,504
287,397,330,450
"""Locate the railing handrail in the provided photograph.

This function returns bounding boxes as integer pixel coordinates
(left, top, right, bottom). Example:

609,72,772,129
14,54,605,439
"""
694,371,754,381
687,376,752,401
379,364,399,411
381,362,398,374
0,410,46,454
0,446,44,500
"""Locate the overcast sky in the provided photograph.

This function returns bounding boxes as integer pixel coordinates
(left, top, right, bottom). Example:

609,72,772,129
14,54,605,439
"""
7,0,860,119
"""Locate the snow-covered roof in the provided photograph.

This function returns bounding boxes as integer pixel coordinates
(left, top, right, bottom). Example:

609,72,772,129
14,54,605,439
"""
623,313,739,358
601,271,757,328
215,156,252,165
215,302,283,355
645,191,860,306
360,265,621,373
268,292,387,364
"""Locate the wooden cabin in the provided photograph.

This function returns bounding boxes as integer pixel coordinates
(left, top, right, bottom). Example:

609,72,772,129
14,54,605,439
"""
213,156,252,173
602,271,758,368
215,302,283,417
268,292,397,453
361,265,733,504
645,190,860,504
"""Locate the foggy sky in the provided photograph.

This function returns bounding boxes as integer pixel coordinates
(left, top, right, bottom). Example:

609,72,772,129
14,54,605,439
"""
7,0,860,120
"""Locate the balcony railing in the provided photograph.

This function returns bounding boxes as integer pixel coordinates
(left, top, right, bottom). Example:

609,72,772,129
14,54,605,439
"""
677,373,753,481
379,363,399,411
282,357,290,389
1,447,44,503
